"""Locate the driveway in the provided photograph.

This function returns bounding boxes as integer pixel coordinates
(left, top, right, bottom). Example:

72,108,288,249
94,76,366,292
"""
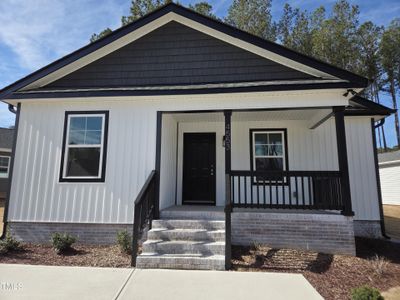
0,264,323,300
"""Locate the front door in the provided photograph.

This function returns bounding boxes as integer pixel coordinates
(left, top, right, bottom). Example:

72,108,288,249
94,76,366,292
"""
182,133,216,205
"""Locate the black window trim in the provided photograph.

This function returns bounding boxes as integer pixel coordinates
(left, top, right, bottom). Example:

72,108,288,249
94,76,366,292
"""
249,128,289,184
59,110,109,183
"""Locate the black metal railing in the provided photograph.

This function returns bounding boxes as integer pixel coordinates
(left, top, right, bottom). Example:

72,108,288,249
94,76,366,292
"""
131,170,157,267
229,170,344,211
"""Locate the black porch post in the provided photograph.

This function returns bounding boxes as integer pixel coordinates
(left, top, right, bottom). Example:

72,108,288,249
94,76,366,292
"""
334,106,354,216
154,111,162,219
224,110,232,270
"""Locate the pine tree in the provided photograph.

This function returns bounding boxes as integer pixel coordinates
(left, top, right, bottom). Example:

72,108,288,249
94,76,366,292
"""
225,0,276,41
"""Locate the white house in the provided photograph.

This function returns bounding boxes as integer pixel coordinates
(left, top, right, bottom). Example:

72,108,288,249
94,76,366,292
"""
0,4,394,270
379,150,400,206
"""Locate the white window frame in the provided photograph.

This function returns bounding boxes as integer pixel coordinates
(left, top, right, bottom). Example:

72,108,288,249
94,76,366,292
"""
0,155,11,178
252,130,287,173
62,113,106,180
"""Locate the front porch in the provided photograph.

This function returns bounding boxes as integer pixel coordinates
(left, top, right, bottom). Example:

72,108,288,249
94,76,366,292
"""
132,107,356,269
158,108,352,215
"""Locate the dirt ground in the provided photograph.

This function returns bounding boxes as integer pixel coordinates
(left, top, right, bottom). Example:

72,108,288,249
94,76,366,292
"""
232,237,400,300
384,204,400,240
0,244,131,268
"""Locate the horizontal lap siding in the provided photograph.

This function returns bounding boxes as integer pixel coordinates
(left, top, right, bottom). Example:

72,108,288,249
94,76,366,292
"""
46,22,313,88
379,164,400,205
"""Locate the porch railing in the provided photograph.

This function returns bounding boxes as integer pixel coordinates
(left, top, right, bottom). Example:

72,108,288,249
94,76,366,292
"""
229,170,344,211
131,170,157,267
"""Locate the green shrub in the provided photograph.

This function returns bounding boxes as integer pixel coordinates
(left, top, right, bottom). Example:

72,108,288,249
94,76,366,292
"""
0,231,23,254
51,233,77,254
116,230,132,254
351,286,383,300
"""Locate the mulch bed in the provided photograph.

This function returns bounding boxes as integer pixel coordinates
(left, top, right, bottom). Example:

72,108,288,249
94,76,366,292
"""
0,244,131,268
232,237,400,300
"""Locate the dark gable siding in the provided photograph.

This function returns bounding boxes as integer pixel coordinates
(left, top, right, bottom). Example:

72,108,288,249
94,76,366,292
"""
47,22,314,89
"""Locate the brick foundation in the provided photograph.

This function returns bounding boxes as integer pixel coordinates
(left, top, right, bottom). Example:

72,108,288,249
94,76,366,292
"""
8,222,132,244
232,211,356,255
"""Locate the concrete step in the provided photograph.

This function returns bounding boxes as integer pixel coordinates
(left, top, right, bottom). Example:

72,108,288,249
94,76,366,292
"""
152,219,225,230
142,240,225,255
136,253,225,270
147,228,225,242
160,210,224,221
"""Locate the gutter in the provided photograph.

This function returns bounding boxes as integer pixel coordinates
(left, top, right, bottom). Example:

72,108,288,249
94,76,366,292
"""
1,103,20,239
371,118,390,239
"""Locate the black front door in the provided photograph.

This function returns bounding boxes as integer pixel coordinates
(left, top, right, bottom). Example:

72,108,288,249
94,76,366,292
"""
182,133,216,205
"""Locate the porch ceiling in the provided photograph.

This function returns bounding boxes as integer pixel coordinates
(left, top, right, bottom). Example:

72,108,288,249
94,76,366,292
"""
170,109,331,123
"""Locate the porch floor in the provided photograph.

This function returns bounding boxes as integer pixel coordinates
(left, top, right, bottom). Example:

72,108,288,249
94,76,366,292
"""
162,205,341,215
162,205,224,212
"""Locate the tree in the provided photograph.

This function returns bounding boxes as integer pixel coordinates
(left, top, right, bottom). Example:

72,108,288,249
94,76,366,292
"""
91,0,217,42
189,2,217,19
355,22,387,148
90,28,113,43
311,0,360,71
121,0,170,26
380,19,400,146
225,0,276,41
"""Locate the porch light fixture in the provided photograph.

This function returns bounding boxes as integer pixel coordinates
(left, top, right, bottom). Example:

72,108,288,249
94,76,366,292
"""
222,135,226,147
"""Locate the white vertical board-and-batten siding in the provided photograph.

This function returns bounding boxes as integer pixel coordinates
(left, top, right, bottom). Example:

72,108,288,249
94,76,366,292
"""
379,164,400,205
8,92,379,223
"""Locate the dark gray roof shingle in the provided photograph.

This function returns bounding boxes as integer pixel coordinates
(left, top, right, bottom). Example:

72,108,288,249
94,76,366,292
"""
378,150,400,163
0,128,14,149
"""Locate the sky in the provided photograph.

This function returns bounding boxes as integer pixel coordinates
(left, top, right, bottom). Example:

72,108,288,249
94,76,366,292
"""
0,0,399,146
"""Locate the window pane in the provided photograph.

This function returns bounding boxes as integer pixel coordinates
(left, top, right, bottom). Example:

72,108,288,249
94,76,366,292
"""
268,133,282,145
0,157,9,167
66,148,100,177
70,117,86,131
268,144,283,156
256,157,283,171
255,145,268,156
85,130,102,144
69,130,85,145
254,133,268,145
86,117,102,131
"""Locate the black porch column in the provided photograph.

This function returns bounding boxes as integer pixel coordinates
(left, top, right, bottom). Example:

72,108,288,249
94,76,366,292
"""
224,110,232,270
334,106,354,216
154,111,162,219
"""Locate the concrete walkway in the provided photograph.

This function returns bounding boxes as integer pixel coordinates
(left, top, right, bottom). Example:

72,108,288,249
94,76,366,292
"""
0,264,323,300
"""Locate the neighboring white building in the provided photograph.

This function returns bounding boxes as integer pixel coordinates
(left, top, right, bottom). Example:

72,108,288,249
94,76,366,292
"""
379,150,400,206
0,3,395,269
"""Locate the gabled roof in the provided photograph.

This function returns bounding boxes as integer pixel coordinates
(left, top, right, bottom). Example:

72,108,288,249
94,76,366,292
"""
0,3,369,101
0,128,14,150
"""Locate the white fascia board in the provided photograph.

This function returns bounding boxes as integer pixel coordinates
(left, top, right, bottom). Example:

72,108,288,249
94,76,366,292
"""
21,12,341,91
8,89,349,109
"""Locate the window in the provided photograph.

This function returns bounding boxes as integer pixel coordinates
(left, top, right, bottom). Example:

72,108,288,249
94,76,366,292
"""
250,129,288,181
60,111,109,182
0,156,10,178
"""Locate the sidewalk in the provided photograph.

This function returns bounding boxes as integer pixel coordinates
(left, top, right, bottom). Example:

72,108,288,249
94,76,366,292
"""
0,264,323,300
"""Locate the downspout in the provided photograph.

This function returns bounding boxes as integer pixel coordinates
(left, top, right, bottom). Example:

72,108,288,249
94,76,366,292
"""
371,118,390,239
1,103,21,239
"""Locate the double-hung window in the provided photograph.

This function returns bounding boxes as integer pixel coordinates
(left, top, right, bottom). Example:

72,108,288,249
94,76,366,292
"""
0,156,10,178
250,129,288,181
60,111,109,182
